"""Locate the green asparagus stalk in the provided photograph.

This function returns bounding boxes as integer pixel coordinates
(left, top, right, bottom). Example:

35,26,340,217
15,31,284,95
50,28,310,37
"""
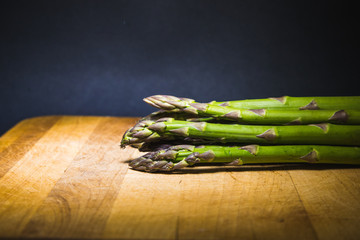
140,110,211,122
215,96,360,110
129,144,360,172
144,96,360,125
144,95,360,110
121,119,360,147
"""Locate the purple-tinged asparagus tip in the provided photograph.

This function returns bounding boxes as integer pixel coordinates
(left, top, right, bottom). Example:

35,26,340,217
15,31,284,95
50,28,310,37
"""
148,122,166,132
170,145,195,151
144,95,195,111
148,160,170,171
143,98,163,109
184,152,200,164
169,127,189,137
160,162,175,171
155,150,178,160
173,160,189,170
189,103,208,111
130,157,153,168
198,150,215,162
143,97,175,110
155,117,173,122
183,106,198,115
132,129,153,138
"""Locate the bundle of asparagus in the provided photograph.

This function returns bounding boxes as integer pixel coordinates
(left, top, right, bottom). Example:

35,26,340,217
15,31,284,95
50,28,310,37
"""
121,95,360,172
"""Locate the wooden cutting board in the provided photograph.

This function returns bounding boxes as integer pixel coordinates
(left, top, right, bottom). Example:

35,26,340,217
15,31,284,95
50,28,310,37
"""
0,116,360,240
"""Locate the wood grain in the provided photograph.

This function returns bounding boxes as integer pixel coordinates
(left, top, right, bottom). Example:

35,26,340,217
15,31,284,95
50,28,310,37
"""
0,116,359,240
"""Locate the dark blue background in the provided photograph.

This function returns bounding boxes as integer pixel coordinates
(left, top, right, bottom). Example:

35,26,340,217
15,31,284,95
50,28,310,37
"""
1,0,359,135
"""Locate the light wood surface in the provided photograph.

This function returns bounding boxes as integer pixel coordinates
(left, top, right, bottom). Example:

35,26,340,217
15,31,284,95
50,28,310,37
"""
0,116,359,240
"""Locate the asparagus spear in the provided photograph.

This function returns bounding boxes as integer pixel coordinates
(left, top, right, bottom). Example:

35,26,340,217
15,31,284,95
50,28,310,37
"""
130,144,360,172
144,95,360,110
121,119,360,147
144,96,360,124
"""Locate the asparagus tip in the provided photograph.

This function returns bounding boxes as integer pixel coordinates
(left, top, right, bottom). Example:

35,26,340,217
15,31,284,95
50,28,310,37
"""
198,150,215,162
169,127,190,137
155,150,178,160
170,144,195,151
190,103,208,111
148,122,166,132
144,95,195,111
173,160,189,170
